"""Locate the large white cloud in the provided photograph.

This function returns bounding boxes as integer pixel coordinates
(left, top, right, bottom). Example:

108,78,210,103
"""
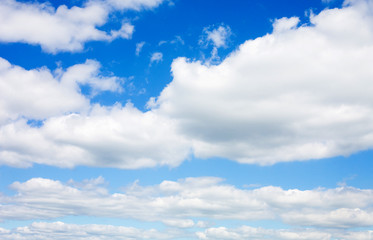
0,57,190,168
0,0,165,53
150,0,373,165
0,103,190,168
1,177,373,229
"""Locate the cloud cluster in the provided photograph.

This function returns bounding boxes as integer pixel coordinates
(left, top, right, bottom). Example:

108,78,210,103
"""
0,57,189,168
0,103,190,168
0,0,164,52
1,177,373,229
152,0,373,165
2,0,373,169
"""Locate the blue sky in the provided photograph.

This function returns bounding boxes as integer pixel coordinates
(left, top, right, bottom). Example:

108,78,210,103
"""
1,0,373,239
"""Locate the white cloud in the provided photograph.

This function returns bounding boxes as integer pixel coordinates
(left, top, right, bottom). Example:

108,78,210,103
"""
199,24,232,62
197,226,373,240
0,58,122,125
0,221,179,240
272,17,300,33
1,177,373,229
0,222,372,240
0,58,191,169
136,41,146,56
0,0,164,53
200,24,232,48
150,52,163,64
0,103,190,168
59,59,123,95
151,0,373,165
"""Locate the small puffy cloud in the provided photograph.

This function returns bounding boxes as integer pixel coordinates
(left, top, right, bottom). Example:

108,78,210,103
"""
136,41,146,56
151,0,373,165
150,52,163,64
199,24,232,62
110,22,134,39
200,24,232,48
0,0,163,53
1,177,373,229
272,17,300,33
59,59,123,95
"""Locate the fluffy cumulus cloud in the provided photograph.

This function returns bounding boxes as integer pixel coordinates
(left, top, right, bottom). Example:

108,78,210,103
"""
0,57,122,124
0,58,189,168
150,0,373,165
0,0,165,53
1,177,373,230
0,103,190,168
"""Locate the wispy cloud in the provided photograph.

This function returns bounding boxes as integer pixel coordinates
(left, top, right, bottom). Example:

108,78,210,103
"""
199,24,232,62
150,52,163,64
136,41,146,56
